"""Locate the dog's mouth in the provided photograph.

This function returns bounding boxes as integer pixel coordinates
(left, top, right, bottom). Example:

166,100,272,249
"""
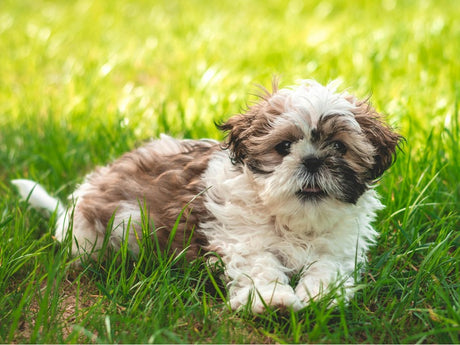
302,185,322,193
296,184,327,201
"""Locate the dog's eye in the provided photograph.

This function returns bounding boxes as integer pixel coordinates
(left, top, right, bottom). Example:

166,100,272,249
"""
331,140,347,155
275,141,292,156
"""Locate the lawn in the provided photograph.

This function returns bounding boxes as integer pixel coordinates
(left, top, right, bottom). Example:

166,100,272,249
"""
1,0,459,343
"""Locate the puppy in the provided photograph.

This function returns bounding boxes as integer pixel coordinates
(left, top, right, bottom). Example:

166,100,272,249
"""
13,79,401,312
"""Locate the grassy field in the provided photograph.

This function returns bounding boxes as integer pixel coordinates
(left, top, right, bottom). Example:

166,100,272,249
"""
1,0,459,343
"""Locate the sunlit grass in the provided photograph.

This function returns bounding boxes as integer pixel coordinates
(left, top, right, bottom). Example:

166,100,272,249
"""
1,0,459,343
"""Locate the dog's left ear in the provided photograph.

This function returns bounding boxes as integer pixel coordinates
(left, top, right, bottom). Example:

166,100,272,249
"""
217,79,280,165
216,113,255,165
352,99,403,180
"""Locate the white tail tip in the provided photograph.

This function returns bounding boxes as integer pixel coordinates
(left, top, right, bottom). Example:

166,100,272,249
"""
11,179,64,215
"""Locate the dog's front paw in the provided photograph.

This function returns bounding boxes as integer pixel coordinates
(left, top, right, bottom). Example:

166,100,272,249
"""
296,275,356,305
230,284,305,313
295,276,327,303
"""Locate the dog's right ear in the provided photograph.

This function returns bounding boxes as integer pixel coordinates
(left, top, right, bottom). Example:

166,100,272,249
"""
216,113,254,165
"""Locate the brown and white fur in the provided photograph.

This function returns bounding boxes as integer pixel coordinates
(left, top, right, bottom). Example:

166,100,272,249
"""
12,79,401,313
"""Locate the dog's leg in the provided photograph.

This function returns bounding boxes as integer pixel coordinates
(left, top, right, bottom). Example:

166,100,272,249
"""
224,252,305,313
54,210,106,260
294,257,355,304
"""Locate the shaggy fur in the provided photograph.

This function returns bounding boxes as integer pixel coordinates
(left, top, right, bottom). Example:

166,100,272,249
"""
12,79,401,313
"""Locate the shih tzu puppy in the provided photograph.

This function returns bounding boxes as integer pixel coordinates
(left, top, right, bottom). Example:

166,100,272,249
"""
13,79,401,313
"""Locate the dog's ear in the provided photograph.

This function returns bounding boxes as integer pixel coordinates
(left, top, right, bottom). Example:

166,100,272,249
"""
218,79,282,165
352,99,403,180
216,113,255,164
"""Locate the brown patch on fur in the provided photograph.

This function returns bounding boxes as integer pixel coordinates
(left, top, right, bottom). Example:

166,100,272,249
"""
76,140,219,259
349,98,403,179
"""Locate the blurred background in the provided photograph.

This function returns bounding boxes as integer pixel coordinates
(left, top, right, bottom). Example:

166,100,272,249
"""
1,0,458,136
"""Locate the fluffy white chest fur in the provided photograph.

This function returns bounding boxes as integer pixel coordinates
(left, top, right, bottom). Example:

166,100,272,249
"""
202,151,382,311
12,79,401,313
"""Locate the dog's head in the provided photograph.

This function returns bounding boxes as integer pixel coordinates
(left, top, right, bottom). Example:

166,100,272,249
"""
218,80,402,206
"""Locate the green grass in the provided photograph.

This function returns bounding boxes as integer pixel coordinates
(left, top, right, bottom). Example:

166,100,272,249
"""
1,0,459,343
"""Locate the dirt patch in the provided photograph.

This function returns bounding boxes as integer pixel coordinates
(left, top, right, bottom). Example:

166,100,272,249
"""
59,275,103,340
12,274,102,343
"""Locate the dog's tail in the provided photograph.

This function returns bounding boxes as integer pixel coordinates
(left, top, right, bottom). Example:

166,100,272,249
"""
11,179,65,216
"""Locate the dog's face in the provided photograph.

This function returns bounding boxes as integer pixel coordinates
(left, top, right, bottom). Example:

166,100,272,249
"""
219,80,401,209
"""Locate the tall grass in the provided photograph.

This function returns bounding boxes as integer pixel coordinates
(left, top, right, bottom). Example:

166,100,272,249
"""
1,0,459,343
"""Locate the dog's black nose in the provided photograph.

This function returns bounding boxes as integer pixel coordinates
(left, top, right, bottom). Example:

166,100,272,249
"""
302,156,323,173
